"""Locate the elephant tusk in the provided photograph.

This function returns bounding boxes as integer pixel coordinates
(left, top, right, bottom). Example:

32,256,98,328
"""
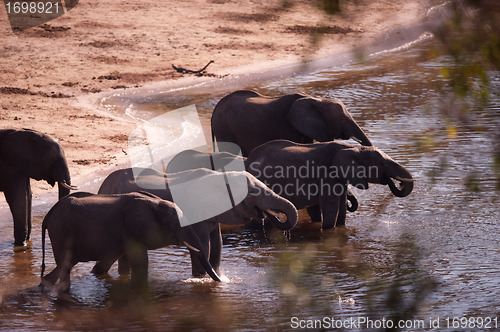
183,241,200,253
60,181,78,190
394,177,415,182
351,136,362,144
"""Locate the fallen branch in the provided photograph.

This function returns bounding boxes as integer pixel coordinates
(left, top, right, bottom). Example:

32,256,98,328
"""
172,60,215,74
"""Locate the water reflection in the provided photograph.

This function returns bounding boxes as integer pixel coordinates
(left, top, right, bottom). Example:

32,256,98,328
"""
1,40,499,329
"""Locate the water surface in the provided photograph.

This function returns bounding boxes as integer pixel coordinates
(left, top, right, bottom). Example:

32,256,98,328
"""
1,39,499,330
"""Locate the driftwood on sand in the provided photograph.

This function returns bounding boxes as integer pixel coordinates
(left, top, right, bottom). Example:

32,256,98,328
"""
172,60,215,75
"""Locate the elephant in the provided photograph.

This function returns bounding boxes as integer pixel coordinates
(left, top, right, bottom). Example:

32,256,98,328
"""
0,128,76,246
168,146,359,219
166,147,245,174
210,90,372,157
40,191,221,295
96,167,298,277
246,140,414,229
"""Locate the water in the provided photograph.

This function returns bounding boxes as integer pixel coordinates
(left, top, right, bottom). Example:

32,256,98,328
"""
1,40,499,330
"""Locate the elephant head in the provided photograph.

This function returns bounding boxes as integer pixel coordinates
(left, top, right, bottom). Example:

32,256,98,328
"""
0,129,76,198
287,97,372,146
232,172,299,230
169,169,298,230
331,146,414,197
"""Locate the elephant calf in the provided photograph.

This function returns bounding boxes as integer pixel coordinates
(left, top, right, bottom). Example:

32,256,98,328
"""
40,191,221,294
97,168,298,278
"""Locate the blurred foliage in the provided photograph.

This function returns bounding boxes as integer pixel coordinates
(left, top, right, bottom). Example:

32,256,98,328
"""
317,0,342,15
271,234,436,331
431,0,500,99
261,1,498,328
429,0,500,191
277,0,347,53
278,0,500,190
279,0,344,14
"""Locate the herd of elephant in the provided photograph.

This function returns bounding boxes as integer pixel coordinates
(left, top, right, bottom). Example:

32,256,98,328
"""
1,90,414,295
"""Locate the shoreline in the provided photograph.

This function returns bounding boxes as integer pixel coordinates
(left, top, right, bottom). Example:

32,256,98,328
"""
88,12,442,114
0,0,437,202
86,2,447,119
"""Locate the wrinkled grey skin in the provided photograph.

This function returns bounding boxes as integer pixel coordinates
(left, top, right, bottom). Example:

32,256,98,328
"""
246,140,414,229
211,90,372,157
97,168,298,278
0,129,75,246
40,191,220,295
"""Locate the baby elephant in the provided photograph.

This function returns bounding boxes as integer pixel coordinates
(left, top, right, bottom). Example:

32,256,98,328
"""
40,191,221,294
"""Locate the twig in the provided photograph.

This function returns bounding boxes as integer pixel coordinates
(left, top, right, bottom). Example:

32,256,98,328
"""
172,60,215,74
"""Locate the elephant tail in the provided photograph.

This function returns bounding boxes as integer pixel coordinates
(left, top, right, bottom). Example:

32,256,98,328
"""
40,207,55,279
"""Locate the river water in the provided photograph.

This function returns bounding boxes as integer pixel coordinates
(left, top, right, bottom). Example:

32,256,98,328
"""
1,33,499,331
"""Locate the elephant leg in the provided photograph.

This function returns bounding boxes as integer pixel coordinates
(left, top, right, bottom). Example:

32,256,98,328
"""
189,251,206,278
182,225,221,282
307,205,322,222
319,195,341,230
127,244,149,293
27,182,32,240
209,224,222,273
190,224,213,278
54,243,76,293
117,256,131,275
58,263,75,293
92,256,119,276
335,189,348,227
42,257,75,293
4,176,31,246
41,266,61,287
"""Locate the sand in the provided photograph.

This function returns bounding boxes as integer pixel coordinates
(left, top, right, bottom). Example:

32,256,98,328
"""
0,0,430,196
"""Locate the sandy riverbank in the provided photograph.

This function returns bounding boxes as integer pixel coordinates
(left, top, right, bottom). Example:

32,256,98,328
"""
0,0,430,197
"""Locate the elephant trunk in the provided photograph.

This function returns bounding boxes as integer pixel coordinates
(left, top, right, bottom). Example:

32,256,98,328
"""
350,124,372,147
346,188,358,212
257,190,298,230
386,164,414,198
58,182,71,199
53,160,76,199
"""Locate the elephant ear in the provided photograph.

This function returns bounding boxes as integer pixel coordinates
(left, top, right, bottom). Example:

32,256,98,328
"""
287,97,329,142
0,129,56,180
123,195,167,247
331,148,369,190
134,193,181,226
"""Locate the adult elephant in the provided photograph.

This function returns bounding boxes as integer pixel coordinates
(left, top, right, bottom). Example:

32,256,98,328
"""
211,90,372,157
167,146,359,218
97,167,298,278
246,140,414,229
0,128,76,246
40,191,220,295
